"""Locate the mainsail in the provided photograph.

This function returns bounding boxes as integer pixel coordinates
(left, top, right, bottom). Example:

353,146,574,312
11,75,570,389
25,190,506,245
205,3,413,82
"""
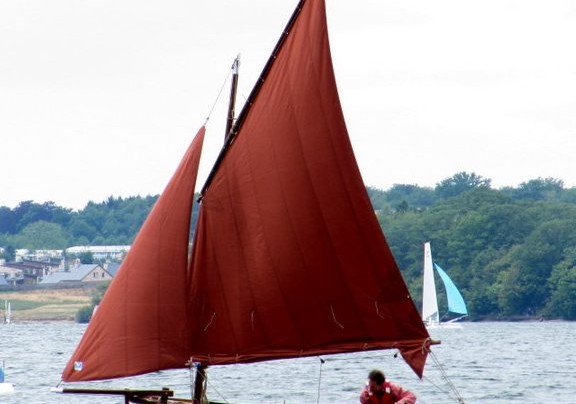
422,242,439,325
61,0,432,395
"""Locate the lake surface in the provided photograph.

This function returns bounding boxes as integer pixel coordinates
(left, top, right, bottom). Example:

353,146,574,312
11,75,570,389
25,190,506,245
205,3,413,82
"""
0,321,574,403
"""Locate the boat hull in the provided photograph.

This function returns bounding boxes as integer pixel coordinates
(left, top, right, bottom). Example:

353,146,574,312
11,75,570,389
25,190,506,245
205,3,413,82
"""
426,322,463,330
0,382,15,395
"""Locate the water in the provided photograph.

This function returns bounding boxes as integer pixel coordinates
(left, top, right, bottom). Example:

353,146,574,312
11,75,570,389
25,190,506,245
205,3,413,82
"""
0,321,574,403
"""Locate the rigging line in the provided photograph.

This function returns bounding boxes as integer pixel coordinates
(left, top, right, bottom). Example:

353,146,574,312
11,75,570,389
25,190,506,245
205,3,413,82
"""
204,57,236,125
422,373,454,401
427,349,466,404
384,345,458,402
204,381,230,404
188,361,228,404
203,373,230,404
200,0,306,196
316,357,325,404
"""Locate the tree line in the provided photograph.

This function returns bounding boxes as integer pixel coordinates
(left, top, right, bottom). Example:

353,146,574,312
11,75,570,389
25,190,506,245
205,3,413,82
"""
1,172,575,320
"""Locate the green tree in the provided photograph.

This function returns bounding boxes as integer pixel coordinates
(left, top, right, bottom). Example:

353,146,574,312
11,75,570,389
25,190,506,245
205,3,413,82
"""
14,221,68,250
76,282,110,323
497,264,543,316
0,244,16,261
78,251,95,264
544,247,576,319
67,218,98,243
435,172,491,199
513,177,564,201
0,206,17,234
386,184,436,210
13,201,72,233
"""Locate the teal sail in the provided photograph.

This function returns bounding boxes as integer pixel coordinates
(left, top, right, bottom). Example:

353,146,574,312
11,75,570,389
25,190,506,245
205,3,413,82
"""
434,263,467,316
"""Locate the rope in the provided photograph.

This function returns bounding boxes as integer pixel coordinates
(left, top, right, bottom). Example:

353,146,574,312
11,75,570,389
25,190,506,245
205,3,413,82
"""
204,57,237,125
316,357,325,404
202,370,229,404
186,361,230,404
426,349,466,403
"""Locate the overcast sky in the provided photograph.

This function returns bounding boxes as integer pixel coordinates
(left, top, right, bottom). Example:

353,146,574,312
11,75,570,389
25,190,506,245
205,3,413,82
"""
1,0,575,210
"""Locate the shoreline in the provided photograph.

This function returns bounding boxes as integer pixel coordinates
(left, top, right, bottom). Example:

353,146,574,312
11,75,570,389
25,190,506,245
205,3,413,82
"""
0,287,93,322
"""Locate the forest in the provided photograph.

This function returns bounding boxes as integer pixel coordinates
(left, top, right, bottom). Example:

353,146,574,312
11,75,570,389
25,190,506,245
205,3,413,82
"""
1,172,576,320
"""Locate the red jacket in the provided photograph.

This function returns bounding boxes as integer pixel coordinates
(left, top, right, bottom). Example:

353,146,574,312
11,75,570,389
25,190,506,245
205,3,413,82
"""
359,381,416,404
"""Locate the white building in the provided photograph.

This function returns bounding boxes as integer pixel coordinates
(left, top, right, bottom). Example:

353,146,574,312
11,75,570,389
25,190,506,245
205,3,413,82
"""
65,245,130,261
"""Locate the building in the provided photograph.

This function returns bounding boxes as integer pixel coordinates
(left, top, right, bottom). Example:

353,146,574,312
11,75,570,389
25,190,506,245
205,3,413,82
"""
39,264,113,286
65,245,130,261
2,259,62,285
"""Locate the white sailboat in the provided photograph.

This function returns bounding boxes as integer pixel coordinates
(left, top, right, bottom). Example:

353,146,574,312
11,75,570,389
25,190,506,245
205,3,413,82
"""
3,300,10,324
422,242,468,329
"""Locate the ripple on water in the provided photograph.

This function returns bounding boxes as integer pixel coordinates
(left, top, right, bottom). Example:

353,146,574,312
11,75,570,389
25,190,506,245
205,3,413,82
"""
1,321,575,403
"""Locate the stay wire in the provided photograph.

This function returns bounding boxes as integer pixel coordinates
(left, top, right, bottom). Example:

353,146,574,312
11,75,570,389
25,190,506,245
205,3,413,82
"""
203,372,229,404
316,357,325,404
374,347,463,404
187,362,230,404
426,349,466,404
204,56,237,126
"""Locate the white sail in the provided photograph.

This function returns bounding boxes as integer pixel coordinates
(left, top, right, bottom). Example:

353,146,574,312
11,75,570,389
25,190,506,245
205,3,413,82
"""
421,242,468,328
421,242,439,326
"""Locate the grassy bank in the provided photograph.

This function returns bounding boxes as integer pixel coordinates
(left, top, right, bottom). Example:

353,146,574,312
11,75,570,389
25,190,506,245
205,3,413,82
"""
0,288,93,322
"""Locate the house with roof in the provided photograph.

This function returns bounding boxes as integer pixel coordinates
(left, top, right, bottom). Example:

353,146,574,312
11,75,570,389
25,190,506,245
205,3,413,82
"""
104,262,122,277
0,265,24,287
2,258,62,285
39,264,113,286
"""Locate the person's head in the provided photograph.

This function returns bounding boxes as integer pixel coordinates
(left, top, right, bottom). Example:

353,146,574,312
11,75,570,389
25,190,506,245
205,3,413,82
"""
367,369,386,396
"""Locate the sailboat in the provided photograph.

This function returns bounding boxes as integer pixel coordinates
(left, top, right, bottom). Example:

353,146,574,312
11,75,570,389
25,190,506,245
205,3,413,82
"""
54,0,437,402
3,300,10,324
0,360,15,395
421,242,468,329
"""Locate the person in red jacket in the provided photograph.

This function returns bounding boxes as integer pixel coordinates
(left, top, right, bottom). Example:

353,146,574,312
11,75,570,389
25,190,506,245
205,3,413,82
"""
359,369,417,404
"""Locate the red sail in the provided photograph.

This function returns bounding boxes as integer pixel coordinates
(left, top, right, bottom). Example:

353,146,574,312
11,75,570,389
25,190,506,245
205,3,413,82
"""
62,126,205,382
62,0,430,384
187,0,430,377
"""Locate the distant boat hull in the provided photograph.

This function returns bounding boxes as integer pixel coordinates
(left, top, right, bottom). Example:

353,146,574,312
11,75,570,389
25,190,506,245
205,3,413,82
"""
3,300,11,324
426,321,463,330
0,382,15,395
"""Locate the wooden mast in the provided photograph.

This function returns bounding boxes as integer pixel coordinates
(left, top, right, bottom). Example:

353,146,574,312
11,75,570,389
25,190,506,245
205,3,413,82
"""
200,0,306,196
225,55,240,139
193,54,241,404
192,364,206,403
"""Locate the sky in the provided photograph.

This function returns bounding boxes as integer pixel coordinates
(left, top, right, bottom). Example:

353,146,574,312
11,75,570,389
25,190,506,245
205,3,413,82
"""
1,0,575,210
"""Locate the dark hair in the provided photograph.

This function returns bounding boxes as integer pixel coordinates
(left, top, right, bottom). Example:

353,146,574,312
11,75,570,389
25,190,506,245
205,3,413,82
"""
368,369,385,384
